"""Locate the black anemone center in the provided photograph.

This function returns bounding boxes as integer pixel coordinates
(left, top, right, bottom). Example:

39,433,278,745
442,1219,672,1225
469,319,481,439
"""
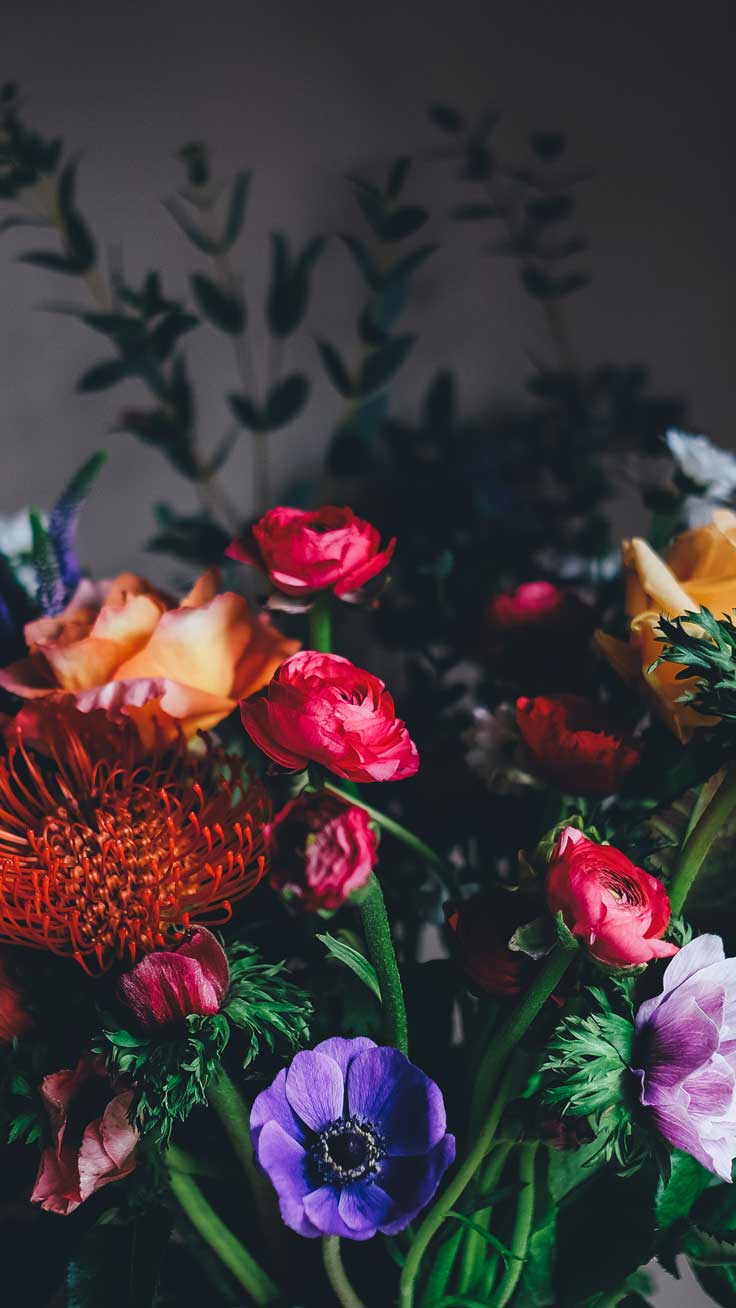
311,1115,385,1184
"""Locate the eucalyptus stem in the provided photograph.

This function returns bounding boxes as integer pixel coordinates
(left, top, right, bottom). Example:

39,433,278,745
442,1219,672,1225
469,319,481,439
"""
399,941,578,1308
492,1140,538,1308
324,783,448,887
166,1145,279,1305
669,762,736,916
358,872,409,1054
309,595,333,653
322,1236,367,1308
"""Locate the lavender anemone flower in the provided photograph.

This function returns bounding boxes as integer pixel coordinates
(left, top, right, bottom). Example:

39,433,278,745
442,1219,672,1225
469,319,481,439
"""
633,934,736,1180
250,1037,455,1239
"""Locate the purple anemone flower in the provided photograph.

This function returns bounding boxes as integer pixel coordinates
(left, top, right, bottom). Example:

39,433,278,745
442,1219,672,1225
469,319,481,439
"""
633,934,736,1180
250,1037,455,1239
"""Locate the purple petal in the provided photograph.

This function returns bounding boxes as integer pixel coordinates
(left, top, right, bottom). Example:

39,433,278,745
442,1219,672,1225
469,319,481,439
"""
347,1048,447,1156
639,994,720,1097
285,1050,345,1133
684,1054,736,1117
337,1182,393,1235
649,1102,735,1182
303,1184,367,1239
378,1134,456,1235
661,935,725,995
251,1068,306,1150
313,1037,376,1081
255,1120,320,1237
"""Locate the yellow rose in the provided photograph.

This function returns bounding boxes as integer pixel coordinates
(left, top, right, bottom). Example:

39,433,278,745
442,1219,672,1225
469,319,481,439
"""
596,509,736,741
0,568,299,747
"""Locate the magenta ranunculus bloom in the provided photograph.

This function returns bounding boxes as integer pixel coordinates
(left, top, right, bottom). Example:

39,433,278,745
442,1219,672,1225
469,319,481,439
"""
118,927,230,1030
633,935,736,1180
31,1054,138,1215
226,505,396,600
487,580,567,629
240,651,419,783
267,792,377,912
251,1037,455,1239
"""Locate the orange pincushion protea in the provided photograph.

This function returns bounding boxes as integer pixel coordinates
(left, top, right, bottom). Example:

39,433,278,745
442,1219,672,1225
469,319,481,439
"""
0,721,270,973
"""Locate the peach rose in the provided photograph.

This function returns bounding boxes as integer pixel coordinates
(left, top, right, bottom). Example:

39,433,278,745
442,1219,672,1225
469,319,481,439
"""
0,569,299,747
596,509,736,741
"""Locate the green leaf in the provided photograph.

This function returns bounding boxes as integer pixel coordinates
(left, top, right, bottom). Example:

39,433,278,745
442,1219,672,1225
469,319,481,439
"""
163,196,217,254
656,1150,712,1230
228,392,261,430
358,334,416,395
452,203,502,220
428,102,465,133
190,272,244,334
386,156,411,199
317,339,354,397
317,932,381,1000
77,358,132,391
383,243,437,286
221,169,252,250
264,373,310,429
267,233,325,336
340,234,382,290
17,249,81,274
554,1166,658,1305
380,205,429,242
66,1214,170,1308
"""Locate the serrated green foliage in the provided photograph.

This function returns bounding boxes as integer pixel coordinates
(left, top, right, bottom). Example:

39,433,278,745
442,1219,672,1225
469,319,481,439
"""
654,608,736,723
542,985,641,1169
103,1013,229,1147
222,943,312,1067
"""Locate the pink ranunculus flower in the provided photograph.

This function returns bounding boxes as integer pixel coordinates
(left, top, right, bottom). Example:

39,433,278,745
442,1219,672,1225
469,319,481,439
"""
546,827,678,968
267,792,378,912
118,927,230,1030
227,505,396,600
240,651,419,783
31,1054,138,1215
486,581,567,629
0,951,32,1043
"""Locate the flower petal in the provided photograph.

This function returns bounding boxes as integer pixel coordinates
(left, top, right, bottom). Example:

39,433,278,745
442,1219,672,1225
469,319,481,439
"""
313,1037,376,1080
347,1047,446,1156
251,1069,306,1150
303,1184,361,1239
378,1134,457,1234
337,1181,393,1235
255,1120,320,1237
285,1050,345,1132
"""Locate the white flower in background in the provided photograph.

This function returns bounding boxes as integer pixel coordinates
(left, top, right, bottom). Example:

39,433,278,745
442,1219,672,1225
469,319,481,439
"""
463,704,531,790
0,508,44,595
666,430,736,524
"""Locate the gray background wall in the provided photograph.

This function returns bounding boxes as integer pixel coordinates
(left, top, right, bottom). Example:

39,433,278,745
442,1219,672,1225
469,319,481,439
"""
1,4,733,1301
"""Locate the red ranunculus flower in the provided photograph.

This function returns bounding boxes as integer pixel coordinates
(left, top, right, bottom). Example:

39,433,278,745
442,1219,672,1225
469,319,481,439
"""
445,890,538,997
545,827,678,968
31,1054,138,1215
516,694,640,796
240,651,419,783
118,927,230,1030
227,506,396,599
486,581,567,629
0,951,32,1043
267,791,377,912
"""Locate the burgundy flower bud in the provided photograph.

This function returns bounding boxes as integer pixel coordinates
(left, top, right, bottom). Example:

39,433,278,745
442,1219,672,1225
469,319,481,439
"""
118,927,229,1030
267,791,377,913
445,890,539,998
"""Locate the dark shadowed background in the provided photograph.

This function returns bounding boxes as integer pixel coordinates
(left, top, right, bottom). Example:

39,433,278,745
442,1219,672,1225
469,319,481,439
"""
0,7,732,1294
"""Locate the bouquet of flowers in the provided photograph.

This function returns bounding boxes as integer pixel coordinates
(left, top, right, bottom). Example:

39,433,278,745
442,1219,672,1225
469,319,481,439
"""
3,84,736,1308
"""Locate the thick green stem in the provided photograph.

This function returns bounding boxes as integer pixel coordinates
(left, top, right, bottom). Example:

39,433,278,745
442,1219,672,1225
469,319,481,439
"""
358,872,409,1054
166,1145,279,1304
669,763,736,916
457,1139,514,1296
492,1141,538,1307
399,942,577,1308
309,595,333,653
325,783,448,886
207,1066,288,1267
418,1229,464,1308
322,1236,366,1308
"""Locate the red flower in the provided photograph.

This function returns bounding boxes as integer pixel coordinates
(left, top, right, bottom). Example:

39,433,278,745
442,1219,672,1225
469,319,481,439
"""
0,714,270,972
227,506,396,600
240,651,419,783
0,950,32,1043
446,891,537,997
267,791,377,912
515,694,640,796
545,827,678,968
118,927,230,1030
486,582,567,629
31,1054,138,1215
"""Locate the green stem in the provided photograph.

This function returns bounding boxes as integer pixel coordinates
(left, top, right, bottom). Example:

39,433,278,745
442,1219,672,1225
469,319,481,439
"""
322,1236,366,1308
492,1141,538,1308
358,872,409,1054
207,1066,289,1267
457,1139,514,1296
166,1145,279,1304
669,763,736,916
309,594,333,653
399,942,577,1308
418,1229,464,1308
325,783,448,886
